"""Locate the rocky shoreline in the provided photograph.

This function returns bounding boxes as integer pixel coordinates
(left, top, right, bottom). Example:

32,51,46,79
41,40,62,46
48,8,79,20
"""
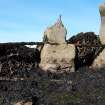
1,67,105,105
0,32,104,105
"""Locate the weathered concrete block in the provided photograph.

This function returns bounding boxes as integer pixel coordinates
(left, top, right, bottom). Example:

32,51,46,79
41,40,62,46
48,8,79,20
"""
40,44,75,72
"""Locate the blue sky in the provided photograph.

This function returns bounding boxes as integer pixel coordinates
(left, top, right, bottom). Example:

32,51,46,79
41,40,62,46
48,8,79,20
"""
0,0,104,42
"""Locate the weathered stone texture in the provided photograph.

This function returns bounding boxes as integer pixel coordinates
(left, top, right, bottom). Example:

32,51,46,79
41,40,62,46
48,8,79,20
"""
92,48,105,69
14,101,32,105
40,44,75,72
43,16,67,44
99,3,105,44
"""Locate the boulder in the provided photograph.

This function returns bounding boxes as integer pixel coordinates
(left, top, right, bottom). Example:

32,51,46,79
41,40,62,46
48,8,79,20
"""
92,48,105,69
43,15,67,44
14,101,32,105
68,32,101,69
40,44,75,72
99,3,105,44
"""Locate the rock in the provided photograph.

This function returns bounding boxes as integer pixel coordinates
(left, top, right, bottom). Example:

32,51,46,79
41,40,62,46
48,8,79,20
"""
14,101,32,105
41,16,74,72
41,64,60,72
92,48,105,69
99,3,105,44
40,44,75,72
68,32,101,69
0,44,41,77
43,15,67,44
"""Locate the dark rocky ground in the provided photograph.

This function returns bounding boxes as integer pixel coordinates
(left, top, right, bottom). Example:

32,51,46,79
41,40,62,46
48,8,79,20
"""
1,67,105,105
0,33,105,105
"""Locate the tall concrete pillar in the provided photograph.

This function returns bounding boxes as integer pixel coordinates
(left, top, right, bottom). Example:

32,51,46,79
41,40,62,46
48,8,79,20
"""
99,3,105,44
